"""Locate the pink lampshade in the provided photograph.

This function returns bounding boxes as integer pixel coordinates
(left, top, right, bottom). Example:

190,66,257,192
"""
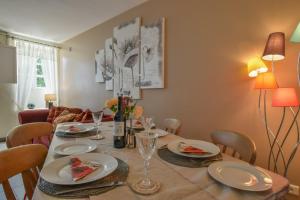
272,88,299,107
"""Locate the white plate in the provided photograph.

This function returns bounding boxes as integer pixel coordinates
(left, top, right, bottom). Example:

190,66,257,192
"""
58,124,95,134
54,141,97,155
167,139,220,158
208,161,273,191
59,122,82,126
151,129,169,137
40,153,118,185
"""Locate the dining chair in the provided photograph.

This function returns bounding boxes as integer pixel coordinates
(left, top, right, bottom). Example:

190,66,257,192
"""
210,130,257,164
6,122,53,148
0,144,48,200
163,118,181,135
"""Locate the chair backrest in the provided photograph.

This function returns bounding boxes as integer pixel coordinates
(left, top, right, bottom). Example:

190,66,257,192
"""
6,122,53,148
0,144,48,200
164,118,181,134
210,130,257,164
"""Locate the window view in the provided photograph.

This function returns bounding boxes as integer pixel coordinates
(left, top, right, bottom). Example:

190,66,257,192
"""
36,58,46,88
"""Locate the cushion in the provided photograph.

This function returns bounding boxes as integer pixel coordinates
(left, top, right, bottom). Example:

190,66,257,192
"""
74,112,85,122
47,106,83,123
53,110,76,125
81,109,92,122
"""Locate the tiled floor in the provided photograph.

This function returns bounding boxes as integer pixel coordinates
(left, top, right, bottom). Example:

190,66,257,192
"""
0,142,26,200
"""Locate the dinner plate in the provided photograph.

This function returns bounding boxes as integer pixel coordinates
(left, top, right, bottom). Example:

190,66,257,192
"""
58,124,95,134
40,153,118,185
208,161,273,191
167,139,220,158
54,141,97,155
151,129,169,137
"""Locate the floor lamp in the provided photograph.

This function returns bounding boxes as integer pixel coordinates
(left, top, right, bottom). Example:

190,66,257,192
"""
271,88,300,176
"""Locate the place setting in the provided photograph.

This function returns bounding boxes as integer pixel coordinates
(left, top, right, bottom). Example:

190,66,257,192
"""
157,138,223,168
38,153,129,198
55,122,98,138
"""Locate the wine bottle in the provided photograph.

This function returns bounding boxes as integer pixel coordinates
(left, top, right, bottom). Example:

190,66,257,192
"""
113,95,126,148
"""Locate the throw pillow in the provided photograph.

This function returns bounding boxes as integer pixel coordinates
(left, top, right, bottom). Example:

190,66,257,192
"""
53,110,76,125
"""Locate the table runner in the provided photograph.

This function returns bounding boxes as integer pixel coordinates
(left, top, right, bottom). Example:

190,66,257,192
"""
32,122,289,200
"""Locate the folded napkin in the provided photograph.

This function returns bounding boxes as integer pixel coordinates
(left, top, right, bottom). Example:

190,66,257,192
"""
68,125,82,133
70,157,98,181
178,143,210,155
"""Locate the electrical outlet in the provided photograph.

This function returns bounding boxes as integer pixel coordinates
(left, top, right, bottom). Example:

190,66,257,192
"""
289,184,299,196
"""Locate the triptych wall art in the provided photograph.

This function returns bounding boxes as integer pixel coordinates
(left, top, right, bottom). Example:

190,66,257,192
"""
95,17,165,99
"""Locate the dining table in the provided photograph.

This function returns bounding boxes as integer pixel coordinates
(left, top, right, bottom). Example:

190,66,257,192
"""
32,121,289,200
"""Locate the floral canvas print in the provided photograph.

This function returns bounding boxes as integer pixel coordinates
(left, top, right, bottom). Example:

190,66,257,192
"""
95,49,105,83
140,17,165,89
105,38,114,90
113,17,141,99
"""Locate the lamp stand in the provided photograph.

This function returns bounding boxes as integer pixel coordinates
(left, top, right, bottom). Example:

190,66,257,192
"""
259,90,300,176
297,53,300,86
258,90,286,172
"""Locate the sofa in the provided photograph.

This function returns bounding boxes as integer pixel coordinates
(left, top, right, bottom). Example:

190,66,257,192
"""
18,108,113,124
18,107,113,147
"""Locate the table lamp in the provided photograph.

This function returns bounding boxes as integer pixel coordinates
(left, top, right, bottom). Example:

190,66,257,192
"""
45,94,56,109
290,22,300,86
271,88,300,176
247,57,268,77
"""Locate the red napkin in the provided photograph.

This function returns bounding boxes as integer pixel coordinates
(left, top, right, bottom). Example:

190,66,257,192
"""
68,126,81,132
70,157,97,181
179,143,210,155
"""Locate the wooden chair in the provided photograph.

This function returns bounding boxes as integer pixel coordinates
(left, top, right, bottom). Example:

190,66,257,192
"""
163,118,181,135
6,122,53,148
210,130,257,164
0,144,48,200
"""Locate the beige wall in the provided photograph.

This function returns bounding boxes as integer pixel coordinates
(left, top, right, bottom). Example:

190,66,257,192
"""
60,0,300,198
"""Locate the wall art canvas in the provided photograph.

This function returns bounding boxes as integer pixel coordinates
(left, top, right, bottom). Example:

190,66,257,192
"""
140,17,165,89
113,17,141,99
104,38,114,90
95,49,105,83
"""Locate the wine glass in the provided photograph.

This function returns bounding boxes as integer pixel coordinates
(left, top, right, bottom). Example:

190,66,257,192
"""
140,116,153,134
91,111,104,140
131,131,160,195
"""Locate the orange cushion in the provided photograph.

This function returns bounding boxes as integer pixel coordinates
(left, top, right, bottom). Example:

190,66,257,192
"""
47,106,83,123
74,112,85,122
53,110,76,125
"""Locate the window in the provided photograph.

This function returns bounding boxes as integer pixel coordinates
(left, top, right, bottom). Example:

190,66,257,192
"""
36,58,46,88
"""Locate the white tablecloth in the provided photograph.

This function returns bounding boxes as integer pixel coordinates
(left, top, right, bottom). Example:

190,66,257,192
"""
33,122,289,200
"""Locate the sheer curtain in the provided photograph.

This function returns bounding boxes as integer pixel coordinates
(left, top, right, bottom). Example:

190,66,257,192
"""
14,39,58,110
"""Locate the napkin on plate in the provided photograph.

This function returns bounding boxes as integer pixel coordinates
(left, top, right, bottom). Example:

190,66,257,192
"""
178,142,210,155
70,157,98,181
68,126,82,133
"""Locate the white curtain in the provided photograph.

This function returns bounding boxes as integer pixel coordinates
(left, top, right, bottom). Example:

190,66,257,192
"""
14,39,58,110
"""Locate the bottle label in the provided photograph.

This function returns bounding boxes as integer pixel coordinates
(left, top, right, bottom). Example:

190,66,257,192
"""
113,122,124,136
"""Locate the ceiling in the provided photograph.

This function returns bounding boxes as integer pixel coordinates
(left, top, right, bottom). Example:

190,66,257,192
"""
0,0,148,43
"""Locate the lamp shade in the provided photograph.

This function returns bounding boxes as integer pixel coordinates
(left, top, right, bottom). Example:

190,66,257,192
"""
247,57,268,77
254,72,278,89
44,94,56,102
290,22,300,43
272,88,299,107
262,32,285,61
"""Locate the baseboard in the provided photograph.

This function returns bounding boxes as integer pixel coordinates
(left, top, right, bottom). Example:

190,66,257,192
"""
0,137,6,142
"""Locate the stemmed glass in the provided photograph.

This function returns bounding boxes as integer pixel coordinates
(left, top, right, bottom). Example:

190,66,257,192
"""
91,111,104,140
140,116,153,134
131,131,160,194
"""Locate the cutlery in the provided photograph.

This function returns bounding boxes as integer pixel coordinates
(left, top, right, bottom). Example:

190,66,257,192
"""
54,181,124,195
